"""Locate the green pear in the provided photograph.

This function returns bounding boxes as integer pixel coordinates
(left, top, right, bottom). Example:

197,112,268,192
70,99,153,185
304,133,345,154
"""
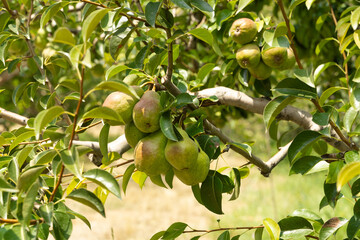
174,149,210,186
102,86,144,125
165,128,199,170
261,47,288,69
236,44,261,68
125,121,148,148
278,48,296,70
134,131,170,176
132,91,162,133
248,60,272,80
230,18,257,45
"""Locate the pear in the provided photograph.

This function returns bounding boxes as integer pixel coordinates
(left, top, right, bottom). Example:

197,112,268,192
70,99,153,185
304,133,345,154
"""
132,91,162,133
102,86,144,125
261,47,288,69
278,48,296,70
174,149,210,186
230,18,257,45
248,60,272,80
165,128,199,170
134,131,170,176
125,121,148,148
236,44,261,69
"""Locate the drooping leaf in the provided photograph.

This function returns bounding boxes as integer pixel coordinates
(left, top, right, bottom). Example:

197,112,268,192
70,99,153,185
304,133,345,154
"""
145,2,162,27
160,111,178,141
229,168,241,201
60,147,83,180
217,230,230,240
84,169,121,199
347,215,360,240
67,188,105,217
290,156,322,175
122,164,135,194
200,175,223,214
188,28,213,46
162,222,188,239
132,171,147,189
99,123,110,164
22,180,40,226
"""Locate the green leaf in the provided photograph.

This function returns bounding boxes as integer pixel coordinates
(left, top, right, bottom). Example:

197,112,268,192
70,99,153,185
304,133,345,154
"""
9,130,35,152
198,63,216,82
162,222,188,239
82,107,124,124
40,2,71,29
263,218,280,240
190,0,213,12
149,175,167,188
53,27,76,46
237,0,254,13
160,111,178,141
314,62,343,84
0,176,18,193
0,40,10,65
326,161,344,184
229,168,241,201
17,165,46,192
293,68,313,87
171,0,192,9
66,209,91,229
86,80,139,100
84,169,121,198
122,163,135,194
188,28,213,46
176,93,193,108
352,178,360,196
34,149,57,165
67,188,105,217
22,180,40,226
337,162,360,191
200,175,223,214
34,106,65,139
319,87,347,106
229,142,252,156
82,8,110,43
347,215,360,240
305,0,315,9
315,38,338,55
150,231,165,240
274,78,317,99
217,231,230,240
278,216,313,239
288,130,322,162
255,227,264,240
319,217,348,240
145,2,162,27
132,171,147,189
350,88,360,111
99,123,110,164
263,96,295,129
291,209,324,224
39,203,54,226
290,156,322,175
0,12,11,32
351,7,360,30
60,147,83,180
105,65,129,81
110,27,136,61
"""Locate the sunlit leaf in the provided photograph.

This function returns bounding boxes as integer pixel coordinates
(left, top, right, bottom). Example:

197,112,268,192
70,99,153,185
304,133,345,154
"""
67,188,105,217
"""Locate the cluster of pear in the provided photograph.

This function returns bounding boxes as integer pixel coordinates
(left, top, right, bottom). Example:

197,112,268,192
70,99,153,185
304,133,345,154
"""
230,18,296,80
102,88,210,186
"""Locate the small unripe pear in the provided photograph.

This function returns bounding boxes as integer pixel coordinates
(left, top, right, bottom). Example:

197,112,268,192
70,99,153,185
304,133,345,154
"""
278,48,296,70
134,131,170,176
248,60,272,80
236,44,261,68
261,47,288,69
165,128,199,170
132,91,162,133
230,18,257,45
125,121,148,148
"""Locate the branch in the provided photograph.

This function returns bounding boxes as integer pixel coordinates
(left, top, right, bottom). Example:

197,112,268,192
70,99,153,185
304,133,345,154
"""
183,225,263,234
0,107,28,126
196,87,350,152
0,218,44,225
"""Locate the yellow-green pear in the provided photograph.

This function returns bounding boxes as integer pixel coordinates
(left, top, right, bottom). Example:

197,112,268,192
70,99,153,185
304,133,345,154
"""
261,47,288,69
236,43,261,68
278,48,296,70
102,86,144,125
125,121,148,148
230,18,258,45
134,131,170,176
174,149,210,186
165,128,199,170
132,91,162,133
248,60,272,80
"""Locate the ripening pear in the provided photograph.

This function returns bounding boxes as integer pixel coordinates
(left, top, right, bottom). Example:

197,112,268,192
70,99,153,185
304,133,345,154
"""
174,149,210,186
229,18,258,45
134,131,170,176
165,128,199,170
236,44,261,68
278,48,296,70
132,91,162,133
125,121,148,148
261,47,288,69
248,60,272,80
102,86,144,125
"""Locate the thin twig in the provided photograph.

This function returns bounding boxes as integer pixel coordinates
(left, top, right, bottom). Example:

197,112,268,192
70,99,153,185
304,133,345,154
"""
1,0,17,17
0,218,44,225
80,0,106,8
183,226,263,234
276,0,303,69
2,138,51,147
